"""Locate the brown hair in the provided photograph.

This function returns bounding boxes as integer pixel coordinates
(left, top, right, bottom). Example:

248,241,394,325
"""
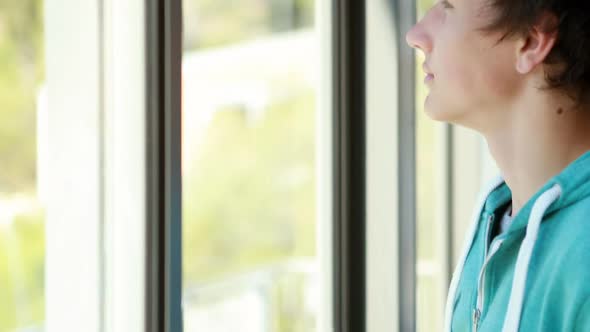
481,0,590,107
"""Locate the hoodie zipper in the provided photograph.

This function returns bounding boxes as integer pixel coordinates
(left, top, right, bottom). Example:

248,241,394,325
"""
473,214,504,332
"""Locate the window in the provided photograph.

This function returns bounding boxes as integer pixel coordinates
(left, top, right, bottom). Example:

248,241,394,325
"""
181,0,332,331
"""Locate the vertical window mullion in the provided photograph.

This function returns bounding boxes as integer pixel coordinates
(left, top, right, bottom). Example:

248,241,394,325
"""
145,0,183,331
395,0,417,331
44,0,103,330
164,0,184,330
318,0,336,330
102,0,149,330
366,0,416,330
333,0,367,331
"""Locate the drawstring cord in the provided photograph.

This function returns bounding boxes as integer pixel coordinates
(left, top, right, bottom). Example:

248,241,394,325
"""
502,184,562,332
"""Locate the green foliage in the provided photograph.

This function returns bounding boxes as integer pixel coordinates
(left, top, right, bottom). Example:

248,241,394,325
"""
183,0,315,50
0,0,45,329
0,208,45,332
272,273,314,331
0,0,44,194
183,89,316,284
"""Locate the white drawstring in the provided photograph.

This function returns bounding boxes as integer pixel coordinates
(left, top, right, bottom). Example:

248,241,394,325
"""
501,183,562,332
444,175,505,332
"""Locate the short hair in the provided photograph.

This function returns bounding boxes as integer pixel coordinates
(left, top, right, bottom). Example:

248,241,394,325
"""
481,0,590,107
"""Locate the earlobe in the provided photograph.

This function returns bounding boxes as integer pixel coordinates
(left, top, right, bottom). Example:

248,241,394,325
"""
516,53,534,74
515,37,534,74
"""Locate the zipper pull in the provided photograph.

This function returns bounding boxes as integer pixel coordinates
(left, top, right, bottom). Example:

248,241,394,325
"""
472,308,481,332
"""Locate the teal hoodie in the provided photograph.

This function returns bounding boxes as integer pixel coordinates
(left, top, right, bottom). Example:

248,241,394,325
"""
445,150,590,332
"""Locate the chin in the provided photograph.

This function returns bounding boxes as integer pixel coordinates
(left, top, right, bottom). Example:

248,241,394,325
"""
424,95,472,126
424,95,455,122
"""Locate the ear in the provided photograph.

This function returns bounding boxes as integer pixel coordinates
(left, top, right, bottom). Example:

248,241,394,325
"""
515,11,558,74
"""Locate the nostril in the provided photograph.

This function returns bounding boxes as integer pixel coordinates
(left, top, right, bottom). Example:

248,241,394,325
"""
405,30,417,48
405,27,426,51
405,24,432,53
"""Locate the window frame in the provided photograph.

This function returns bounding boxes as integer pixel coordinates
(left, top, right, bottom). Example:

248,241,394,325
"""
393,0,418,330
331,0,367,331
44,0,105,330
145,0,184,331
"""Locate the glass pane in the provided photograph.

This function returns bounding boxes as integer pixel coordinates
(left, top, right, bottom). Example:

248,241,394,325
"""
415,0,446,331
0,0,46,331
181,1,326,331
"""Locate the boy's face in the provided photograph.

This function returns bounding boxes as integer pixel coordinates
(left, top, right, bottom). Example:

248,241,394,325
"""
406,0,522,130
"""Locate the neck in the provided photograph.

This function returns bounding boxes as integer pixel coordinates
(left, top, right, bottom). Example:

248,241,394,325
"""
482,93,590,217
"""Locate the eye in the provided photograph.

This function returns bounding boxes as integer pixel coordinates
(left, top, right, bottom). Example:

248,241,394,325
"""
440,0,454,9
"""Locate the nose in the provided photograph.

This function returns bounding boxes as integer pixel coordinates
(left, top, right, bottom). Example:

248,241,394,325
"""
405,22,432,54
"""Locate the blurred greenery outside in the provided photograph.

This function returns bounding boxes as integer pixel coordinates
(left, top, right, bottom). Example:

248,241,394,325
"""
183,93,316,283
0,0,46,331
0,0,445,331
181,0,318,330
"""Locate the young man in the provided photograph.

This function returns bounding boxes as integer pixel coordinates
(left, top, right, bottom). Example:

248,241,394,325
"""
406,0,590,331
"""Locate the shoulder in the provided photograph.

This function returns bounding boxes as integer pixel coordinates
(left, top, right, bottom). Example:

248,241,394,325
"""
539,198,590,284
545,194,590,241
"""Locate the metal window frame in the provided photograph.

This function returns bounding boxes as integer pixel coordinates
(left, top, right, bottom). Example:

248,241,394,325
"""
334,0,419,330
393,0,417,330
332,0,367,331
145,0,184,331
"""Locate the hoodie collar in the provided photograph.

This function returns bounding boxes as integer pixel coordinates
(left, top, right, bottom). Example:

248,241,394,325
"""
482,149,590,235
